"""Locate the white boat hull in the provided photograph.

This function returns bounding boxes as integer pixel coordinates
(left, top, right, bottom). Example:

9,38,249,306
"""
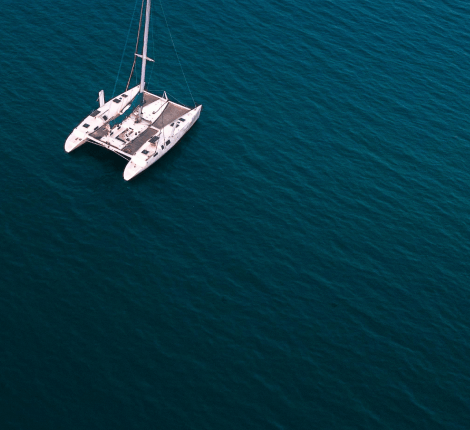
65,86,140,153
123,105,202,181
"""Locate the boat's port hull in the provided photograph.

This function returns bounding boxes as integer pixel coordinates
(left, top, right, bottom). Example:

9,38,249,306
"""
64,86,140,154
65,135,87,153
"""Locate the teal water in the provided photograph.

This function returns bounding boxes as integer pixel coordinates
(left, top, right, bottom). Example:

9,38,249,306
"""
1,0,470,428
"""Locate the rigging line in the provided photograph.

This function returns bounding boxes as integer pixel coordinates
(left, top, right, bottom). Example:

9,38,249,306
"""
158,0,196,107
146,89,190,108
126,0,145,91
159,91,188,108
113,0,141,97
148,2,156,87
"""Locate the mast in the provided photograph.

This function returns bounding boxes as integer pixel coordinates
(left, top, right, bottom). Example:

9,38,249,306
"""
138,0,151,118
140,0,151,94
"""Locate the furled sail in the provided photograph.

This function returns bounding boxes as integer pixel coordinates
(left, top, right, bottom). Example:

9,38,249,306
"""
109,92,143,129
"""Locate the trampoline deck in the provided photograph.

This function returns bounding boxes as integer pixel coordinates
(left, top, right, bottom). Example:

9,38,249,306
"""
122,127,158,155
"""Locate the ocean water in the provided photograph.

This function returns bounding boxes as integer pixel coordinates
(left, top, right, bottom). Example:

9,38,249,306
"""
1,0,470,428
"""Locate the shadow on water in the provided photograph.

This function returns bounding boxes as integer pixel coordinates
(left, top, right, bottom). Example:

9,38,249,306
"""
71,142,128,171
65,122,202,185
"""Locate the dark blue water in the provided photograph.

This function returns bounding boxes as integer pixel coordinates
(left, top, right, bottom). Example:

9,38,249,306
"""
1,0,470,428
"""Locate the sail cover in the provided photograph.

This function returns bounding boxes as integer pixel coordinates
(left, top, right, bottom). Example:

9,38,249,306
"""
109,92,143,128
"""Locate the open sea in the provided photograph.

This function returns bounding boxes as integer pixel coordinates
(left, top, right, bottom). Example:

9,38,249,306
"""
1,0,470,428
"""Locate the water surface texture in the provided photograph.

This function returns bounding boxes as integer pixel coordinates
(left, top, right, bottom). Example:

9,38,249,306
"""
1,0,470,428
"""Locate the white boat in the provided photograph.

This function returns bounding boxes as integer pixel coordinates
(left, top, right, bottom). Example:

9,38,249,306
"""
64,0,201,180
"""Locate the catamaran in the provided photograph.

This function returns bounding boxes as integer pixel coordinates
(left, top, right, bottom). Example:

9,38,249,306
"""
64,0,201,180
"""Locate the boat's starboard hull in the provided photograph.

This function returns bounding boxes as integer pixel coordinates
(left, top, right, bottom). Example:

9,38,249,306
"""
123,104,202,181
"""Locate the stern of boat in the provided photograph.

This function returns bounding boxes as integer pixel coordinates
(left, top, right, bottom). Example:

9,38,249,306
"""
123,161,145,181
65,129,87,153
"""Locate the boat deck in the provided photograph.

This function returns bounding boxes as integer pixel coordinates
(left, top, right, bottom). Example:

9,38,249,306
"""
87,91,191,157
143,92,191,128
90,125,108,139
122,127,158,155
153,102,190,128
143,92,162,107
